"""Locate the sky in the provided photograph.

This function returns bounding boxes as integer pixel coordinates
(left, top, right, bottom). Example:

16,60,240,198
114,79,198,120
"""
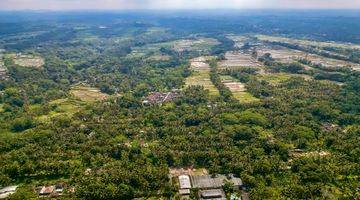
0,0,360,10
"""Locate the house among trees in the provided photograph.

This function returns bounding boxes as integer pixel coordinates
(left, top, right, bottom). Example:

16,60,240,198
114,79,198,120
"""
39,186,54,197
191,174,243,190
178,175,191,196
38,184,64,197
176,173,244,200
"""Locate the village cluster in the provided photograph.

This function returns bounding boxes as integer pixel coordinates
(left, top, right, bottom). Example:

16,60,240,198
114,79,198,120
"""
0,183,74,199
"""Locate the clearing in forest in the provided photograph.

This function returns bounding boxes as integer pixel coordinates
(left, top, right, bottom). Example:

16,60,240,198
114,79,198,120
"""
11,54,44,68
70,85,110,102
185,57,219,96
220,75,258,103
35,98,86,122
219,51,261,70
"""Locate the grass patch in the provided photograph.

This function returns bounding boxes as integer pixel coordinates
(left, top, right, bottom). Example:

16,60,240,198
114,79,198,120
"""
36,98,86,122
13,54,44,68
233,91,259,103
256,73,293,85
70,86,109,102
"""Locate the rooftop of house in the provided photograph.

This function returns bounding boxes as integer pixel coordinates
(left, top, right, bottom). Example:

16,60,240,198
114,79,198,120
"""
191,174,243,189
39,186,54,195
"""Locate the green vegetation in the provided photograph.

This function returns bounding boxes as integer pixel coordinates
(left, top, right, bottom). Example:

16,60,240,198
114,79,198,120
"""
0,11,359,200
256,73,293,85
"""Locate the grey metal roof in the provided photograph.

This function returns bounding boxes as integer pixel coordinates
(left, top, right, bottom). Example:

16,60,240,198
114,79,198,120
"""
191,174,242,189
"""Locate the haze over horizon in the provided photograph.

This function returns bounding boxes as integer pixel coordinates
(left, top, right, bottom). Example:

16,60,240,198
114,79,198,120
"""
1,0,360,10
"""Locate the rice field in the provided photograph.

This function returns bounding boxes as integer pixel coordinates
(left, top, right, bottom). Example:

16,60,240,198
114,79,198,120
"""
256,34,360,50
172,38,220,52
256,45,360,71
128,37,219,59
186,72,219,96
220,75,258,103
70,86,110,102
185,57,219,96
219,51,262,70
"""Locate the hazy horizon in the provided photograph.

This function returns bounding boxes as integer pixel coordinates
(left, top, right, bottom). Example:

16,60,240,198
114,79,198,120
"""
1,0,360,10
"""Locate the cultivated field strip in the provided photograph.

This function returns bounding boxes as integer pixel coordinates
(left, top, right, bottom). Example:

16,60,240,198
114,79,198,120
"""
256,34,360,50
219,51,261,70
220,75,258,103
185,57,219,96
256,45,360,71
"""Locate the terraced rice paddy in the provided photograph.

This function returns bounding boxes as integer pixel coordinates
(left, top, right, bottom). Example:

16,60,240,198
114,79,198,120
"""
219,51,261,70
185,57,219,96
220,75,258,103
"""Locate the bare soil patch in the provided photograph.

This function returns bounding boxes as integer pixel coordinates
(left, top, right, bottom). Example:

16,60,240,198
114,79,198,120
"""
13,54,44,68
